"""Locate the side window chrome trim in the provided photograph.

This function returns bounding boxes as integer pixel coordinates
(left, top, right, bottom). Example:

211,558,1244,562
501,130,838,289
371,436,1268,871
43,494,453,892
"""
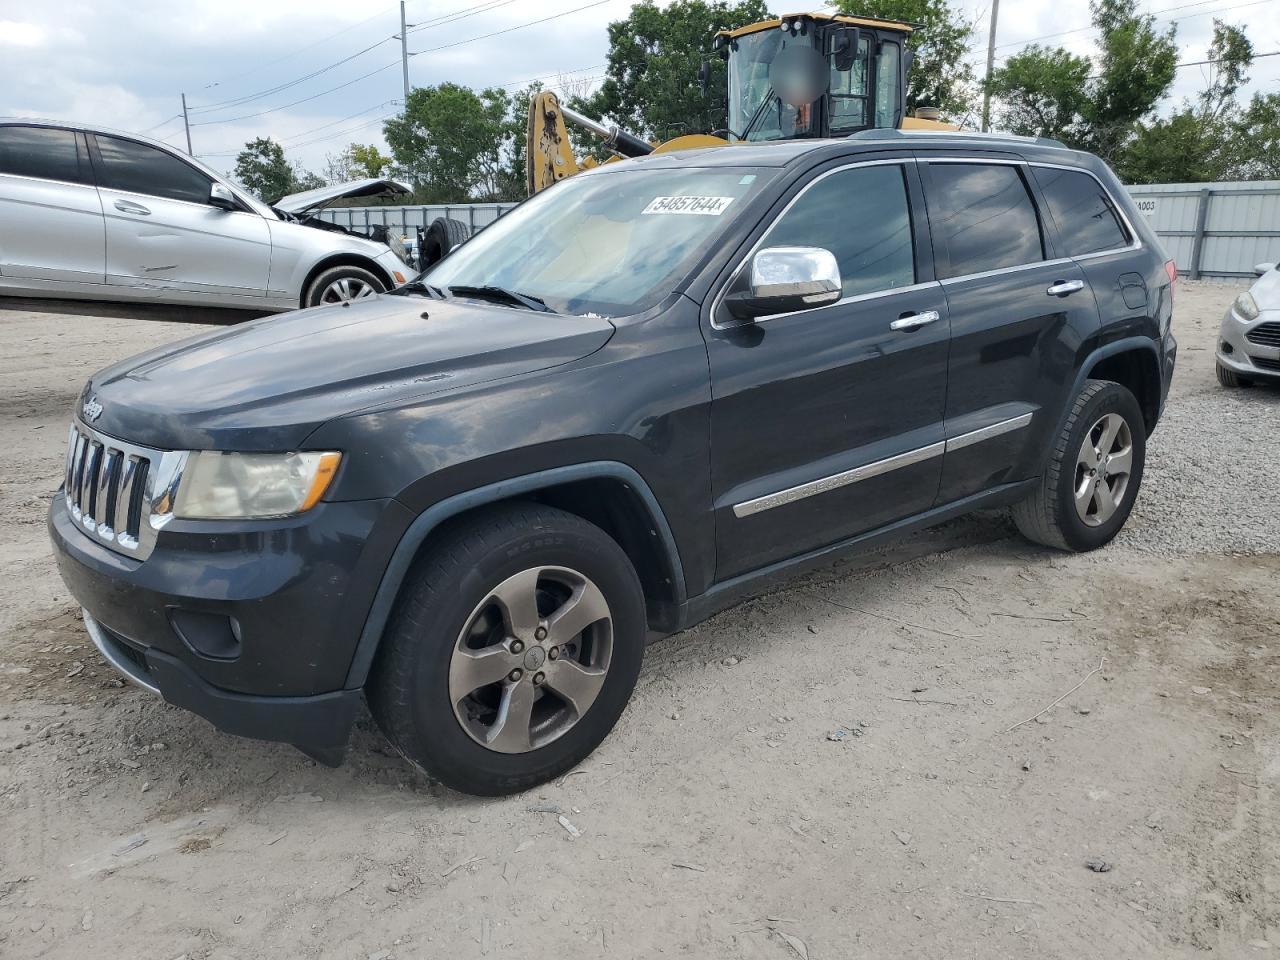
709,157,919,330
1027,161,1143,259
938,257,1073,286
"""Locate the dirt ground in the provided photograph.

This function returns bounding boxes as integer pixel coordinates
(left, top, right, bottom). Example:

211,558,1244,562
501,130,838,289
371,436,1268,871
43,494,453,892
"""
1,285,1278,960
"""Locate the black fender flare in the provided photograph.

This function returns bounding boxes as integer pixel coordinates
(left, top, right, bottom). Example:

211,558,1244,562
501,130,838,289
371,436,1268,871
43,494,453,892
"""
343,461,686,688
1060,335,1163,430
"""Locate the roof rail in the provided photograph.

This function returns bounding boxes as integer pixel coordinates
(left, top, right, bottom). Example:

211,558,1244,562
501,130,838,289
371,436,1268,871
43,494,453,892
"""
848,129,1068,149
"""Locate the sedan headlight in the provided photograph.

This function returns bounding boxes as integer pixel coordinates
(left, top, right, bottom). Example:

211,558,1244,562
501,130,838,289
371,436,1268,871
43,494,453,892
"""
388,232,409,265
173,451,341,519
1234,291,1260,321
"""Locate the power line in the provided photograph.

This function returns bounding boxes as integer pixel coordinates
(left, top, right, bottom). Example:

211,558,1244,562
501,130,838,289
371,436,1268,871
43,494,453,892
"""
406,0,522,34
409,0,616,53
281,100,401,143
190,59,404,126
984,0,1274,55
1176,48,1280,67
140,113,183,135
191,37,395,114
200,5,397,92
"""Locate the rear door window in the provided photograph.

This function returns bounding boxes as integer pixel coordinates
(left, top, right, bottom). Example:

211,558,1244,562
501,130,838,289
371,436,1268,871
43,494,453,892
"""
1032,166,1130,256
0,126,87,184
93,135,212,204
761,163,916,298
927,162,1044,278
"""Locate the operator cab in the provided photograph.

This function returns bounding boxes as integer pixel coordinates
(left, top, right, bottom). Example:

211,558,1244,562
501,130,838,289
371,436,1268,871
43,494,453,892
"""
715,13,911,141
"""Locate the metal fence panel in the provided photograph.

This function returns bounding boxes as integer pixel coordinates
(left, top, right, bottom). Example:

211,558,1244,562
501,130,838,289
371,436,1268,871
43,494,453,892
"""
1127,180,1280,279
323,185,1279,280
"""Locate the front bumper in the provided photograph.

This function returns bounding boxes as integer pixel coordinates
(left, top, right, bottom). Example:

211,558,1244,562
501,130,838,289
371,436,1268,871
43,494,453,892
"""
85,610,361,750
49,491,407,751
1217,306,1280,379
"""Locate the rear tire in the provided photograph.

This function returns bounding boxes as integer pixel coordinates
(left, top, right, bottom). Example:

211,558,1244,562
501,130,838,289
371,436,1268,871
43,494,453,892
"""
302,264,385,308
367,502,646,796
1216,361,1252,388
1012,379,1146,552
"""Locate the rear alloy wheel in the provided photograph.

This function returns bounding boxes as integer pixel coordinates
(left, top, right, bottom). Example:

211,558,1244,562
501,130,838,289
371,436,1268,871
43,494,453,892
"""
368,503,645,796
1012,379,1146,552
1073,412,1133,527
303,264,385,308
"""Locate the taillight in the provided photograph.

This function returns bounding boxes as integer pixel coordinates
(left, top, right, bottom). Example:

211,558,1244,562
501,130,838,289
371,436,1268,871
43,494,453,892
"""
1165,259,1177,304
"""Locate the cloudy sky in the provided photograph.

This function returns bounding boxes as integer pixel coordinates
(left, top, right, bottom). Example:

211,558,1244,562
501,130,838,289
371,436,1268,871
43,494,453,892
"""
2,0,1278,179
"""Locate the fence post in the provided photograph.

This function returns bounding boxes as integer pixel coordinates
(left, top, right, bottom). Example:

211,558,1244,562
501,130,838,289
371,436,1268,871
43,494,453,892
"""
1189,187,1211,280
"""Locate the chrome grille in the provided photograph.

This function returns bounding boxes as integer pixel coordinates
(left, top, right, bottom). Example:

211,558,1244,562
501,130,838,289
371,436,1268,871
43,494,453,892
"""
63,421,186,560
1246,321,1280,348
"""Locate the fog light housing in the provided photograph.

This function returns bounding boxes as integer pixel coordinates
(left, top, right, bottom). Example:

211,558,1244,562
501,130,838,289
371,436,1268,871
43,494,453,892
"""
168,608,242,660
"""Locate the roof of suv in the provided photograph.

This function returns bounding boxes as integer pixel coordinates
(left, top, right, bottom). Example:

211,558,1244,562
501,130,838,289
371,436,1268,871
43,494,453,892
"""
618,129,1094,172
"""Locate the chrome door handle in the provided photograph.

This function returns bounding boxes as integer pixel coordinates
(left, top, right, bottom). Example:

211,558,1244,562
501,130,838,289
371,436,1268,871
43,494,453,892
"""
890,309,941,332
114,199,151,216
1046,279,1084,296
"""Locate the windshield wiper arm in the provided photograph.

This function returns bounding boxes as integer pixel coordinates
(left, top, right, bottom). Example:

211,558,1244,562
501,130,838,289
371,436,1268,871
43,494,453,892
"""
740,86,777,141
391,279,446,299
447,284,555,313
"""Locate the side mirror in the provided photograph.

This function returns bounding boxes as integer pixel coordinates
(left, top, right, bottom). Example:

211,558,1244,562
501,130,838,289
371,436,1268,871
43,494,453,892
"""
1254,262,1276,277
725,246,842,321
209,183,238,211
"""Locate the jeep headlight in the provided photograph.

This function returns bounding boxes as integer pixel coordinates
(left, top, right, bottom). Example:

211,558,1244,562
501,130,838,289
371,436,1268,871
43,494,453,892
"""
174,451,341,519
1234,291,1260,321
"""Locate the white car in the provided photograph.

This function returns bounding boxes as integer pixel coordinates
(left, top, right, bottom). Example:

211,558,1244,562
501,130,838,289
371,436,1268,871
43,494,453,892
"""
0,119,412,311
1217,260,1280,386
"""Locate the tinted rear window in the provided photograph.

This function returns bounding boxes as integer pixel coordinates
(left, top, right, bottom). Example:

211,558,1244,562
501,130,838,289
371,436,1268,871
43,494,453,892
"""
928,163,1044,278
1032,166,1130,256
94,135,212,204
0,126,85,184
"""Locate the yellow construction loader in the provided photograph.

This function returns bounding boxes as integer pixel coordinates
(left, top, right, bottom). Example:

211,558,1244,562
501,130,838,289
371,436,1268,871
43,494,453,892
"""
526,11,956,194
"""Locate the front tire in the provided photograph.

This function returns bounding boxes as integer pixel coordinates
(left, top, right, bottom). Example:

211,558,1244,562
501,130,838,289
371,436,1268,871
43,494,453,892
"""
1216,361,1251,388
1012,379,1146,552
302,264,385,308
368,502,646,796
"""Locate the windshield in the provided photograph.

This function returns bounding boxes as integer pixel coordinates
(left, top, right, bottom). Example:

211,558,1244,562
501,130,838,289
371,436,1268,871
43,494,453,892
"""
421,166,775,317
727,27,902,140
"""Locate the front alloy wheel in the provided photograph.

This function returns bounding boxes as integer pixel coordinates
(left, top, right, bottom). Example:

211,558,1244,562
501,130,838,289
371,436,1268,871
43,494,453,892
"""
319,276,377,304
449,566,613,753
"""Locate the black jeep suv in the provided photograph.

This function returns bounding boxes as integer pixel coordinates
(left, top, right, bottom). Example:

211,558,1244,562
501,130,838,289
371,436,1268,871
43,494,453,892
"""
49,131,1177,795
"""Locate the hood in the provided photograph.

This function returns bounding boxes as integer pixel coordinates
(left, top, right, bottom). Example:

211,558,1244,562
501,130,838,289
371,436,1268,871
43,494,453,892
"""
1251,264,1280,311
272,177,412,215
82,297,614,451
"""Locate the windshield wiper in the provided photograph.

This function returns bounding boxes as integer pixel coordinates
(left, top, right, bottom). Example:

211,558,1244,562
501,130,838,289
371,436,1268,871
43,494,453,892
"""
392,279,446,299
447,284,555,313
740,86,778,141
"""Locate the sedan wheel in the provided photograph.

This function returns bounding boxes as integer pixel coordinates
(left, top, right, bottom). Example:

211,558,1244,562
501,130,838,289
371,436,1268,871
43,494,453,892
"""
319,276,377,304
1074,411,1134,527
449,565,613,754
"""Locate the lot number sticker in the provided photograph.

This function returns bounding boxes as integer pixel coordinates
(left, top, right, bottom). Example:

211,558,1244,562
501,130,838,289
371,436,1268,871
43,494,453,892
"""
642,196,735,215
1134,198,1159,218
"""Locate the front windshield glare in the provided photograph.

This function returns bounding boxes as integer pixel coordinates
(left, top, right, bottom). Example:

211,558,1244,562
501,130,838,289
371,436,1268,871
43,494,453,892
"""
422,167,772,317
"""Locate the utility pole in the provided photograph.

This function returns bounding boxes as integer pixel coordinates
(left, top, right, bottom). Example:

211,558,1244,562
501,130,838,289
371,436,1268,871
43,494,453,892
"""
398,1,411,104
181,93,193,154
980,0,1000,132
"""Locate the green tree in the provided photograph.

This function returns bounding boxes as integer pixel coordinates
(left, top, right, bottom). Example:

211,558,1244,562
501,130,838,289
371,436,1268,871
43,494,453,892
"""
1082,0,1179,162
233,137,318,202
1123,20,1255,183
985,45,1092,142
1229,93,1280,180
986,0,1177,164
323,142,393,183
834,0,976,118
383,83,512,202
574,0,771,143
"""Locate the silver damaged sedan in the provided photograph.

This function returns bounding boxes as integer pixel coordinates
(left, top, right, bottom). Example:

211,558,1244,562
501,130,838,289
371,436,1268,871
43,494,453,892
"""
1217,260,1280,387
0,119,412,311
